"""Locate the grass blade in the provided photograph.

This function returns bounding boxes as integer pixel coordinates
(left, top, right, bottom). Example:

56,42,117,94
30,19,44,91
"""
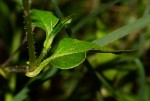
134,59,146,101
92,15,150,46
13,87,29,101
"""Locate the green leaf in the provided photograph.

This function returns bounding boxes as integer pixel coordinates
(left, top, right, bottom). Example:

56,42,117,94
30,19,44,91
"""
26,38,133,77
31,9,59,36
50,38,134,69
26,38,100,77
27,39,133,77
51,38,100,58
31,9,59,48
92,15,150,46
50,38,100,69
31,9,72,50
51,53,86,69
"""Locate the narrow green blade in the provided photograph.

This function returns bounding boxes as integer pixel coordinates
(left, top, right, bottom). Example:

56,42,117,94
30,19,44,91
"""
92,15,150,46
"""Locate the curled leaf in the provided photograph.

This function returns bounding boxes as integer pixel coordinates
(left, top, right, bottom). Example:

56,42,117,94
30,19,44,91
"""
31,9,59,48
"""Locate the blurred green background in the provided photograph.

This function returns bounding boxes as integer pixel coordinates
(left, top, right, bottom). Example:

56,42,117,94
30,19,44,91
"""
0,0,150,101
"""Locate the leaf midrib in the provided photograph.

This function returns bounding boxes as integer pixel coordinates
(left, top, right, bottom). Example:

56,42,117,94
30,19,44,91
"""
36,13,51,34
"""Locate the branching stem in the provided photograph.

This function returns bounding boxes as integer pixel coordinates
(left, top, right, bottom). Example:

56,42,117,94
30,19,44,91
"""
22,0,36,71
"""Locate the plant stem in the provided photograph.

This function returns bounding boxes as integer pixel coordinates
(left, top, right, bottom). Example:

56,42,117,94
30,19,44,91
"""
22,0,36,70
26,56,53,77
35,48,47,67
